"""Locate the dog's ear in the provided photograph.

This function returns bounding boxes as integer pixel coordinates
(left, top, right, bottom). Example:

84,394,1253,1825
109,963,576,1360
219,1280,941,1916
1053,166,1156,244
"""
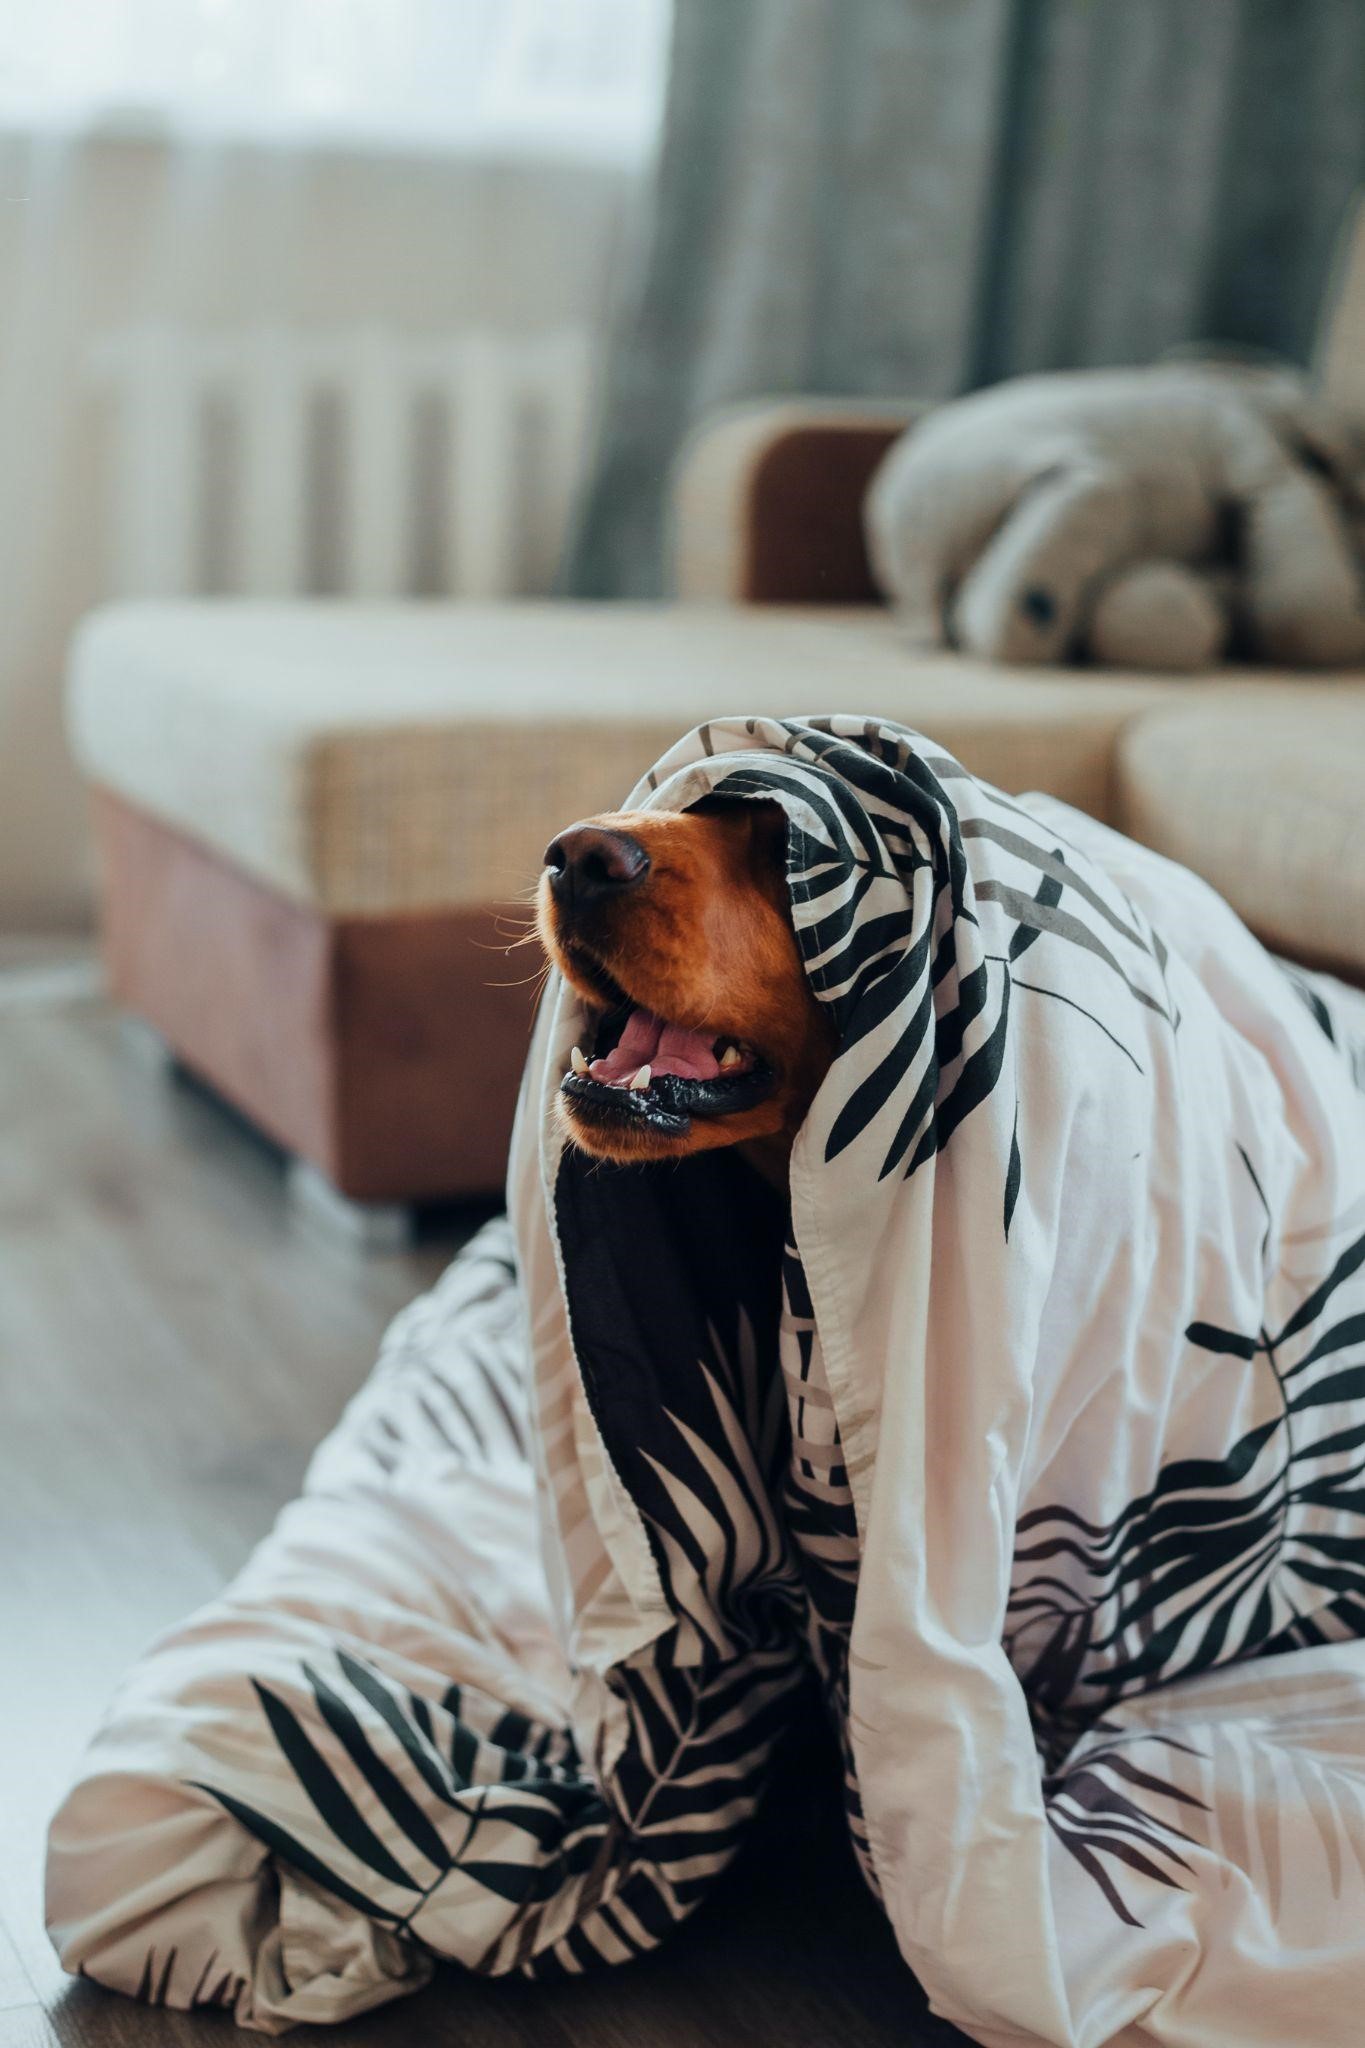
744,798,789,868
692,794,789,871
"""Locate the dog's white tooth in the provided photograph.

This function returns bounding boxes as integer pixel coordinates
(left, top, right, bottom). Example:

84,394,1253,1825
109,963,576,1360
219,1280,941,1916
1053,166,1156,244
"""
720,1044,742,1070
570,1045,589,1077
629,1064,651,1091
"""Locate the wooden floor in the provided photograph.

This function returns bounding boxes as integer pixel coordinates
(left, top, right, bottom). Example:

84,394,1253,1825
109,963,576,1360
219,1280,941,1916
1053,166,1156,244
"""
0,981,965,2048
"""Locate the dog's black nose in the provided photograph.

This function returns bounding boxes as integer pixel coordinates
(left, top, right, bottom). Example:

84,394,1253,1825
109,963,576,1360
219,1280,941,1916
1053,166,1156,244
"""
544,824,649,908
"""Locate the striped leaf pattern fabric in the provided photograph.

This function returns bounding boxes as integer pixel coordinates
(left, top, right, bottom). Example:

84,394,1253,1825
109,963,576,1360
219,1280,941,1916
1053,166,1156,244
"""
47,715,1365,2047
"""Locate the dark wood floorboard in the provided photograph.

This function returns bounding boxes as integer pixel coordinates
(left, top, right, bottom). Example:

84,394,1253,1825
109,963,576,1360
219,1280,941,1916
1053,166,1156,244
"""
0,997,965,2046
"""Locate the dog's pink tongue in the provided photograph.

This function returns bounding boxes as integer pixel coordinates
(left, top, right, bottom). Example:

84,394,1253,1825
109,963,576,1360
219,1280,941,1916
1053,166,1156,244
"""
653,1020,722,1079
590,1007,720,1084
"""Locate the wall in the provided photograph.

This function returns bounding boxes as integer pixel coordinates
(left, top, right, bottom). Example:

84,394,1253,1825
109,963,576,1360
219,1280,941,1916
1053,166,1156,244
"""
0,129,638,925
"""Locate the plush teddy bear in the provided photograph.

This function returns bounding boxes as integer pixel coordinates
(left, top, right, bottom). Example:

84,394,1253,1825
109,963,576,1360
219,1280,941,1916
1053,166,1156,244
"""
864,362,1365,671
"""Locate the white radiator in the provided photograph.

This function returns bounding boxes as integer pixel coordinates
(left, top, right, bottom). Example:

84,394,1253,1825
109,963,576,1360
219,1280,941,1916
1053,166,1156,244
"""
88,323,595,601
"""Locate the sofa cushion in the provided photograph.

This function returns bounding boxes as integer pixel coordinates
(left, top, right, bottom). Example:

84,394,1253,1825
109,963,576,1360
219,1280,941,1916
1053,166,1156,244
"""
1116,690,1365,980
68,600,1181,915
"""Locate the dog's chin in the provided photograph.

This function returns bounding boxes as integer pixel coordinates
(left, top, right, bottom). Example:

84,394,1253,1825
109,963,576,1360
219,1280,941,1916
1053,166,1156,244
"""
554,1088,787,1165
554,1032,785,1163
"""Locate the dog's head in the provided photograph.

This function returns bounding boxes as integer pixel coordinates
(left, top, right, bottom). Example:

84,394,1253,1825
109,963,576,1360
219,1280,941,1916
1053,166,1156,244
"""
536,798,833,1165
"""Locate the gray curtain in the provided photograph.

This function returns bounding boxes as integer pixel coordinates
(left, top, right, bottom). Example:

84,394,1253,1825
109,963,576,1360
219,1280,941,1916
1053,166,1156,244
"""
565,0,1365,598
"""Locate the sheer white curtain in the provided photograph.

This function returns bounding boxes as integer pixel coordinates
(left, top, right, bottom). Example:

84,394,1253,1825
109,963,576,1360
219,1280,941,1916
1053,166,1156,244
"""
0,0,669,924
0,0,669,158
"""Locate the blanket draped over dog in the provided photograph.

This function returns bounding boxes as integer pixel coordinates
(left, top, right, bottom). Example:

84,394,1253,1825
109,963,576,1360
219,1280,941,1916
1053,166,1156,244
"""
47,717,1365,2047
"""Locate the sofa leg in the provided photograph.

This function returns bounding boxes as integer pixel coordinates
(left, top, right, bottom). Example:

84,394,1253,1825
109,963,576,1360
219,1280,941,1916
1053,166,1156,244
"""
286,1160,414,1252
118,1012,180,1076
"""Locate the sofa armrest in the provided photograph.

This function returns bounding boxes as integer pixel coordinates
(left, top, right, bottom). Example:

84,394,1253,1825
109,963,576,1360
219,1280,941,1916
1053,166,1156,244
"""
1115,689,1365,984
669,398,928,605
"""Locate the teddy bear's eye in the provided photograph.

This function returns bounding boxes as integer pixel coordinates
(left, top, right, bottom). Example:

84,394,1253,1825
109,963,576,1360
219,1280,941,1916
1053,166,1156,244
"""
1021,586,1057,625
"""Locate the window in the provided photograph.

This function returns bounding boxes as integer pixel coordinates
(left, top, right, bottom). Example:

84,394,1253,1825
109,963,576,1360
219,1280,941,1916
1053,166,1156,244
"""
0,0,672,159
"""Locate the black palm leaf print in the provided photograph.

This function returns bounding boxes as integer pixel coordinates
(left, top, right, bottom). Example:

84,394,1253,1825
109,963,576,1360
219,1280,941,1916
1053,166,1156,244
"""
1009,1146,1365,1927
193,1660,597,1946
107,1944,246,2015
1010,1209,1365,1722
194,1341,809,1981
712,717,1175,1192
1044,1727,1210,1927
1280,956,1365,1089
196,1158,812,1982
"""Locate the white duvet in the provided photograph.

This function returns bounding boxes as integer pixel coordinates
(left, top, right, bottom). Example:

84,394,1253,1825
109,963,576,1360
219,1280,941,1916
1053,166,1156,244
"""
47,716,1365,2046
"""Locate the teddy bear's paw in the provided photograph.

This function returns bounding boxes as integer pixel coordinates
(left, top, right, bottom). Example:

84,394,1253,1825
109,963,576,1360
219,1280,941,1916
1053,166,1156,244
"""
1088,562,1228,673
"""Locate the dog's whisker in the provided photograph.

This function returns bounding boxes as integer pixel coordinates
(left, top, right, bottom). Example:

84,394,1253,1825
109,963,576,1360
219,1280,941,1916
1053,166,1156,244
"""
472,929,546,957
485,964,553,991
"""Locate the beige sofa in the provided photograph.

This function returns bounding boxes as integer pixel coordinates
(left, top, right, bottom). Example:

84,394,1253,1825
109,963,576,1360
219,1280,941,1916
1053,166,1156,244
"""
68,402,1365,1231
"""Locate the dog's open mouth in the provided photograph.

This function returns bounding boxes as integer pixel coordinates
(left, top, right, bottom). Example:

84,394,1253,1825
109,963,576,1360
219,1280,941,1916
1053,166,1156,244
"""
560,985,775,1139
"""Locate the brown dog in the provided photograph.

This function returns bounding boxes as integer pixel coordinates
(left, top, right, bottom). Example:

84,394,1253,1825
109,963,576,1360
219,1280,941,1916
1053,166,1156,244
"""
536,798,835,1175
